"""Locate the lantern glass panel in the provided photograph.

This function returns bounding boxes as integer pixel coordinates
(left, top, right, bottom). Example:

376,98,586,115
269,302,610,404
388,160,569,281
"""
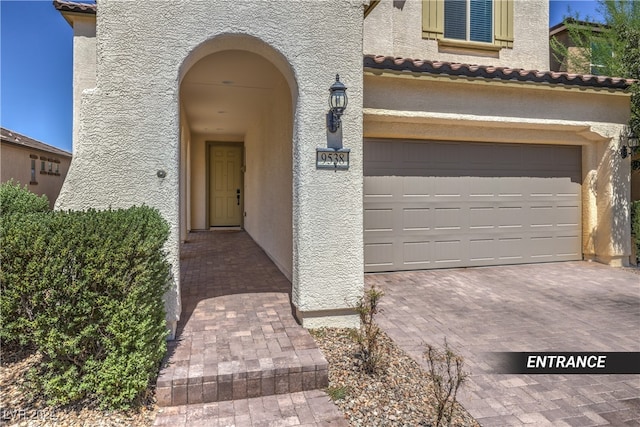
331,91,347,110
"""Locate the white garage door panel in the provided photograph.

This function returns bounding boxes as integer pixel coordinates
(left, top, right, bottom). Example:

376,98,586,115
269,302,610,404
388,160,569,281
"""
364,139,582,272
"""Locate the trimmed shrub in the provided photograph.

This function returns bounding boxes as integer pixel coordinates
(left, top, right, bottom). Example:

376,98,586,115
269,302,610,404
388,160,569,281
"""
0,213,51,345
632,200,640,263
0,179,49,215
0,206,170,409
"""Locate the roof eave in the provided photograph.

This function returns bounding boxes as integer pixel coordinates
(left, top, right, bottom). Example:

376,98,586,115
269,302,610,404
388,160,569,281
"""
53,0,96,27
364,55,633,92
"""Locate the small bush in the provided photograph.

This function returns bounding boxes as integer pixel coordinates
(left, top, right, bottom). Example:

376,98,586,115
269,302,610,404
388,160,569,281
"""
0,180,49,215
632,200,640,263
350,286,384,374
0,206,170,409
424,338,468,427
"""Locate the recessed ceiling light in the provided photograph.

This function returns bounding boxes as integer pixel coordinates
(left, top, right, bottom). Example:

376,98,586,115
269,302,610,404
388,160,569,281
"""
218,110,227,114
216,128,223,131
222,80,234,85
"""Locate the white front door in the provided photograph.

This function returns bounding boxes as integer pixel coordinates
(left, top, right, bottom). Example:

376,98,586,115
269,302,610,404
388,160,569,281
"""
210,145,243,227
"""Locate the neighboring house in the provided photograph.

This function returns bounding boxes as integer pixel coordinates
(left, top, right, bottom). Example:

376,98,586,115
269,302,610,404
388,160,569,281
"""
0,127,72,208
549,19,639,202
549,19,608,74
54,0,634,339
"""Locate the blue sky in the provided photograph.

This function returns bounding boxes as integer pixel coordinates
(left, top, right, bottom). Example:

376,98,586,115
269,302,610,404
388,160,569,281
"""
1,0,603,152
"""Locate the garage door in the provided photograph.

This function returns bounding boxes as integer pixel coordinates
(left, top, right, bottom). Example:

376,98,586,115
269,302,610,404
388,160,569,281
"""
364,139,582,272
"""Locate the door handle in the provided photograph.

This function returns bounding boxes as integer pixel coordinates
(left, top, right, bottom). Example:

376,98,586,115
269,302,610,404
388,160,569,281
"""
236,189,240,206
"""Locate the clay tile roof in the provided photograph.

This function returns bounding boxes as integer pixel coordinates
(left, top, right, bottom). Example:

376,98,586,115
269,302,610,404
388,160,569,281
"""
52,0,96,15
1,127,72,158
364,54,633,90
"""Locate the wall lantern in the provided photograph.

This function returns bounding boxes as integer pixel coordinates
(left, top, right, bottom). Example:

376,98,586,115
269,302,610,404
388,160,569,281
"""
620,132,639,159
317,74,350,170
326,74,348,133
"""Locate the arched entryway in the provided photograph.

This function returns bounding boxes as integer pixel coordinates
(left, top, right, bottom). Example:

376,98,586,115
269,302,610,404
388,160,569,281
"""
178,35,296,281
153,36,334,407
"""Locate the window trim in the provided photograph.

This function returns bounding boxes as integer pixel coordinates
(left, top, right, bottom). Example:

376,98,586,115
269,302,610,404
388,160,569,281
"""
438,38,502,57
438,38,502,52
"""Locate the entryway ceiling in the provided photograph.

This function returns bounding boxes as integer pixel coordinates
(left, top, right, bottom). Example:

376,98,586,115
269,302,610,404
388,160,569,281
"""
181,50,282,137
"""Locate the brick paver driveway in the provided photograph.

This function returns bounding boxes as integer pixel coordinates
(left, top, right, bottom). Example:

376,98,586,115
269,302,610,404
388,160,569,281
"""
368,262,640,426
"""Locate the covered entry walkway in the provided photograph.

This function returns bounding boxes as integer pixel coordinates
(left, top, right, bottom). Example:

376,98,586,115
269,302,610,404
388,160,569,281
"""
156,231,329,407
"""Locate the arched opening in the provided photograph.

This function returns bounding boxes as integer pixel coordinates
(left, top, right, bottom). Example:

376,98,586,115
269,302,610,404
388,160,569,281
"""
179,36,296,283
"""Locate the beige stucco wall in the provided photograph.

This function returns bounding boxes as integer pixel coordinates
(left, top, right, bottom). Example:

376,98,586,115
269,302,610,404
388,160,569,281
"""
179,107,190,242
364,0,549,71
632,167,640,202
1,143,71,208
57,1,365,336
364,72,632,266
70,16,97,156
243,78,294,280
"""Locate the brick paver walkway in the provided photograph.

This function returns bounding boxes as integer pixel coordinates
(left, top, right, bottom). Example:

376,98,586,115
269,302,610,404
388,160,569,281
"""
154,390,347,427
154,231,345,426
368,262,640,426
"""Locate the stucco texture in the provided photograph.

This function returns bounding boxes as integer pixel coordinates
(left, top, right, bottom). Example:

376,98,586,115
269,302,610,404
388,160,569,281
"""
364,0,550,71
56,0,366,336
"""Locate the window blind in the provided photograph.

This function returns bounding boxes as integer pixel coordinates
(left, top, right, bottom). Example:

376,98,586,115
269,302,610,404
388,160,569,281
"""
444,0,467,40
470,0,492,42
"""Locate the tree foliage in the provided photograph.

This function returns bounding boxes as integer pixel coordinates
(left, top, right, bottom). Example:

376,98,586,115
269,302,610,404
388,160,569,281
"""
551,0,640,163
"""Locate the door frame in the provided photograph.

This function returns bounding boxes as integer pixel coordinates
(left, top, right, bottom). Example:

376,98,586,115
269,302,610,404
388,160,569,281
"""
206,141,245,228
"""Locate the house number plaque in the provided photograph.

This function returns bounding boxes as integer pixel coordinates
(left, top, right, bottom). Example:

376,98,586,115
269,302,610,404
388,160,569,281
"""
316,148,350,170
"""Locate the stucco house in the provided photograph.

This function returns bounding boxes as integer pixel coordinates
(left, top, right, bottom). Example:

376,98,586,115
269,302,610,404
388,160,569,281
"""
1,127,72,208
54,0,634,339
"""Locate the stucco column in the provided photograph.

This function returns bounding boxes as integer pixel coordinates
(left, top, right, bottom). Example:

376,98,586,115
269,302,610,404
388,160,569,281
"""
290,4,365,329
592,125,631,266
71,18,96,156
582,142,598,260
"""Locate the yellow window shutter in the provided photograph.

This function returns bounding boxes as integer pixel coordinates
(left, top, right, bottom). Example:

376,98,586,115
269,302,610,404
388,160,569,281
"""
494,0,514,48
422,0,444,40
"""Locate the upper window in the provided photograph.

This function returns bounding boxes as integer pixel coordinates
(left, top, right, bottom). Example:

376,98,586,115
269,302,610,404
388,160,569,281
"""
423,0,513,48
31,159,37,183
589,41,612,76
445,0,492,43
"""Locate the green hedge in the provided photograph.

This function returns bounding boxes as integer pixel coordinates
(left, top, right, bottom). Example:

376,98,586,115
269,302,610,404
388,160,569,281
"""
0,180,49,214
0,202,170,409
633,200,640,264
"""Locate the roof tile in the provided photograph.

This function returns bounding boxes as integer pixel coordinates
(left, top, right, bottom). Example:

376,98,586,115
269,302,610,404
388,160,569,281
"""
364,54,632,90
52,0,96,15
